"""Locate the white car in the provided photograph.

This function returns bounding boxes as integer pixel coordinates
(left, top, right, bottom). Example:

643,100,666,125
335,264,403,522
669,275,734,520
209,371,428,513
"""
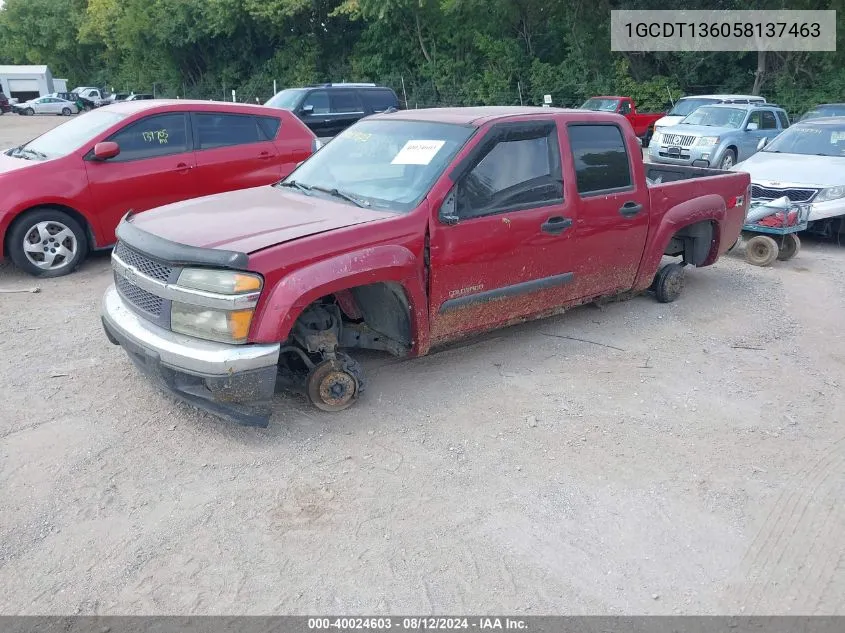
15,96,79,116
732,117,845,237
654,94,767,133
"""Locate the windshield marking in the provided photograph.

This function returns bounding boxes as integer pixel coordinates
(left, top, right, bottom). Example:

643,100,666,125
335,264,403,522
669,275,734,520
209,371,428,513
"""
391,140,446,165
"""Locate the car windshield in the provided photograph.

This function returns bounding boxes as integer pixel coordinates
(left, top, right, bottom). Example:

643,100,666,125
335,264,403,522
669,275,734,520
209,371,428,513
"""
278,119,475,212
682,106,746,128
762,123,845,157
15,110,126,160
800,106,845,121
265,89,305,110
667,98,720,116
580,98,620,112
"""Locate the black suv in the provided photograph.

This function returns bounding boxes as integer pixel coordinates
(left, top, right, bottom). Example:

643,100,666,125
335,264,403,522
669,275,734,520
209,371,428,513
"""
265,83,400,137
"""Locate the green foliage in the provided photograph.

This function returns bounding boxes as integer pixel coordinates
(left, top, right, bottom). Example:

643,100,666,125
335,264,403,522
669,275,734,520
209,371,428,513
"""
0,0,842,116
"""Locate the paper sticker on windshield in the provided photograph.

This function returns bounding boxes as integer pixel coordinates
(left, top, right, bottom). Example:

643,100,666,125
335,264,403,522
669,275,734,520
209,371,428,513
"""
391,140,446,165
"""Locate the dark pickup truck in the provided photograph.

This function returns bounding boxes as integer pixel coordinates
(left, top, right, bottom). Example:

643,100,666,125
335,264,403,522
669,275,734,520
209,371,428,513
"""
101,106,750,426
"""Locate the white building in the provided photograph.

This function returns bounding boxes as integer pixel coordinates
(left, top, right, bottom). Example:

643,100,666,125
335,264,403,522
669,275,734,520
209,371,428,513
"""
0,65,60,101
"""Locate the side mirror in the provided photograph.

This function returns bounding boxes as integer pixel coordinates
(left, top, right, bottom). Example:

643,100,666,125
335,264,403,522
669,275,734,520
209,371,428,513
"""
439,189,459,225
300,104,314,115
93,141,120,160
757,137,768,151
746,122,759,131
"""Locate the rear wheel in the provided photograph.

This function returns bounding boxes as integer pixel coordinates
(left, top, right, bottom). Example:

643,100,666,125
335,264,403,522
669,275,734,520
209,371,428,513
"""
7,209,88,277
652,263,685,303
777,233,801,261
745,235,779,267
719,149,736,170
641,128,654,148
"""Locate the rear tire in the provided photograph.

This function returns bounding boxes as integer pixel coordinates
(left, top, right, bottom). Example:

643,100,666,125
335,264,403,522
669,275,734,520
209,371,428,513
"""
641,128,653,148
777,233,801,261
7,208,88,277
745,235,779,267
653,263,685,303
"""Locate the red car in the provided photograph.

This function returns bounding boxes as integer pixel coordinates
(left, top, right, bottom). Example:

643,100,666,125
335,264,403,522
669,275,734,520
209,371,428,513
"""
101,106,750,425
0,100,317,277
580,96,665,147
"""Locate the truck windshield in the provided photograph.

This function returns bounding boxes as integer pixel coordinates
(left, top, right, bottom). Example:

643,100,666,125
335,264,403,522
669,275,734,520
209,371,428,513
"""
265,89,305,110
762,123,845,157
682,106,746,128
580,98,620,112
13,110,126,160
668,98,719,117
279,119,475,212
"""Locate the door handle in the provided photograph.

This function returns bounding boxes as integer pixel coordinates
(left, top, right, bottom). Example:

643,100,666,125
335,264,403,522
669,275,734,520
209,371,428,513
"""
174,162,193,173
258,151,273,160
540,216,573,235
619,201,643,217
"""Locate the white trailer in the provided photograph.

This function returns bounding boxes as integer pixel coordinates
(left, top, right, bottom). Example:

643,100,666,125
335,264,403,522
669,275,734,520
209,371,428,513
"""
0,65,58,101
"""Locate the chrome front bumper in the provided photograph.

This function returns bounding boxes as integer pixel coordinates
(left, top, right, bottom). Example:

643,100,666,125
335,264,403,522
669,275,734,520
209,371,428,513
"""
101,285,280,426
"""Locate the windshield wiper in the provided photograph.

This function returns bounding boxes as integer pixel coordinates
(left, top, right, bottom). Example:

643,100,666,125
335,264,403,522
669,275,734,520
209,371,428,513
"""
11,146,47,160
277,180,313,195
310,185,369,208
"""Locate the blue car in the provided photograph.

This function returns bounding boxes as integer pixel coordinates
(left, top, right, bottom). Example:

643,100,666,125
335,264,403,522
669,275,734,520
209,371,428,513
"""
648,103,790,170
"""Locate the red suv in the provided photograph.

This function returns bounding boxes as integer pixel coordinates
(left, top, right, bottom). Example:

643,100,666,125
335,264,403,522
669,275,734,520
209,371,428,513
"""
0,100,318,276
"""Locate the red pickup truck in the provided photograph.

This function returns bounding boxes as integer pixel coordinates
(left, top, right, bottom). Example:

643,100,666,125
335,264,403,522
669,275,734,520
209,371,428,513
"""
101,106,750,426
580,96,665,147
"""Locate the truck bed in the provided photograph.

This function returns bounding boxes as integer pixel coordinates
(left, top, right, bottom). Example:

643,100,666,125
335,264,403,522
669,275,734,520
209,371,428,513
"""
646,164,729,184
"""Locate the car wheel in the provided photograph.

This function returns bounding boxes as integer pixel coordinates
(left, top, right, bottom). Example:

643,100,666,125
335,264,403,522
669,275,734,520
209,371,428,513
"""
652,263,685,303
24,107,34,116
719,150,736,170
61,107,72,116
7,209,89,277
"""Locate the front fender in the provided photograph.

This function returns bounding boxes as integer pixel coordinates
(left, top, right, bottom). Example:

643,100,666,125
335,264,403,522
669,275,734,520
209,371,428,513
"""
632,194,726,292
250,244,429,353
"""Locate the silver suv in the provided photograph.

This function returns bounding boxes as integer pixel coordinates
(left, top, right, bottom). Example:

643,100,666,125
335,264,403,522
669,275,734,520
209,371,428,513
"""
648,103,790,170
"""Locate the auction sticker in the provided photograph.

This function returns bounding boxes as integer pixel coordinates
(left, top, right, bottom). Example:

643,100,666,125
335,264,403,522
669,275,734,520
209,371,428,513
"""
391,140,446,165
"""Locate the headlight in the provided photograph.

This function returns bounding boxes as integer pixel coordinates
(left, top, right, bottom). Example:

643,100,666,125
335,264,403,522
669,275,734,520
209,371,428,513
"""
697,136,720,146
652,132,662,145
171,303,255,344
814,186,845,203
171,269,263,344
177,268,262,294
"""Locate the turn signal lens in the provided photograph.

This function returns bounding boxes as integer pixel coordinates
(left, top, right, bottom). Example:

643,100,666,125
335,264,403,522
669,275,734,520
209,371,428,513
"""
171,303,255,344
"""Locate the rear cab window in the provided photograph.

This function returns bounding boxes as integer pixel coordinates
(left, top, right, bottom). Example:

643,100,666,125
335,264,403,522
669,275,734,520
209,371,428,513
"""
567,124,633,195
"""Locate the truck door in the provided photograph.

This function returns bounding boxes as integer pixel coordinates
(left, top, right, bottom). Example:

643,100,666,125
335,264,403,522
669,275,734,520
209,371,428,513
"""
428,120,577,343
564,122,650,299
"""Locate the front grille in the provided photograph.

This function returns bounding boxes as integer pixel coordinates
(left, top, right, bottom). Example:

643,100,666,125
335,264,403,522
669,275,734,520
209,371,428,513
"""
115,273,163,317
660,134,697,148
114,241,172,282
658,150,691,160
751,185,818,203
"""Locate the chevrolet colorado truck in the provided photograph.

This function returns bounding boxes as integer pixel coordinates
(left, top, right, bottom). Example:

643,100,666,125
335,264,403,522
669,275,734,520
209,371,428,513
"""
580,96,665,147
101,106,750,426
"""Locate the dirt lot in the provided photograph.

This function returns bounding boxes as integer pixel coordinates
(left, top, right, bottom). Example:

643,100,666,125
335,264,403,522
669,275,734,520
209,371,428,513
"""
1,114,844,616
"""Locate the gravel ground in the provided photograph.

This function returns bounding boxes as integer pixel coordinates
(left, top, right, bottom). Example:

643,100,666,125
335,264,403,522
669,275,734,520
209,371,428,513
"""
1,114,844,615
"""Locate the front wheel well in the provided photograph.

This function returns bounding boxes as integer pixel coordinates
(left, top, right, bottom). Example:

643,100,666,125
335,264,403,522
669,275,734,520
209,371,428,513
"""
286,281,414,359
663,220,715,266
6,204,96,254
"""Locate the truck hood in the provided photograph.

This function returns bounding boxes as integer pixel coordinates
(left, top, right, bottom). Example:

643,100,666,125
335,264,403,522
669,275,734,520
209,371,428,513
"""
733,152,845,188
127,185,397,253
